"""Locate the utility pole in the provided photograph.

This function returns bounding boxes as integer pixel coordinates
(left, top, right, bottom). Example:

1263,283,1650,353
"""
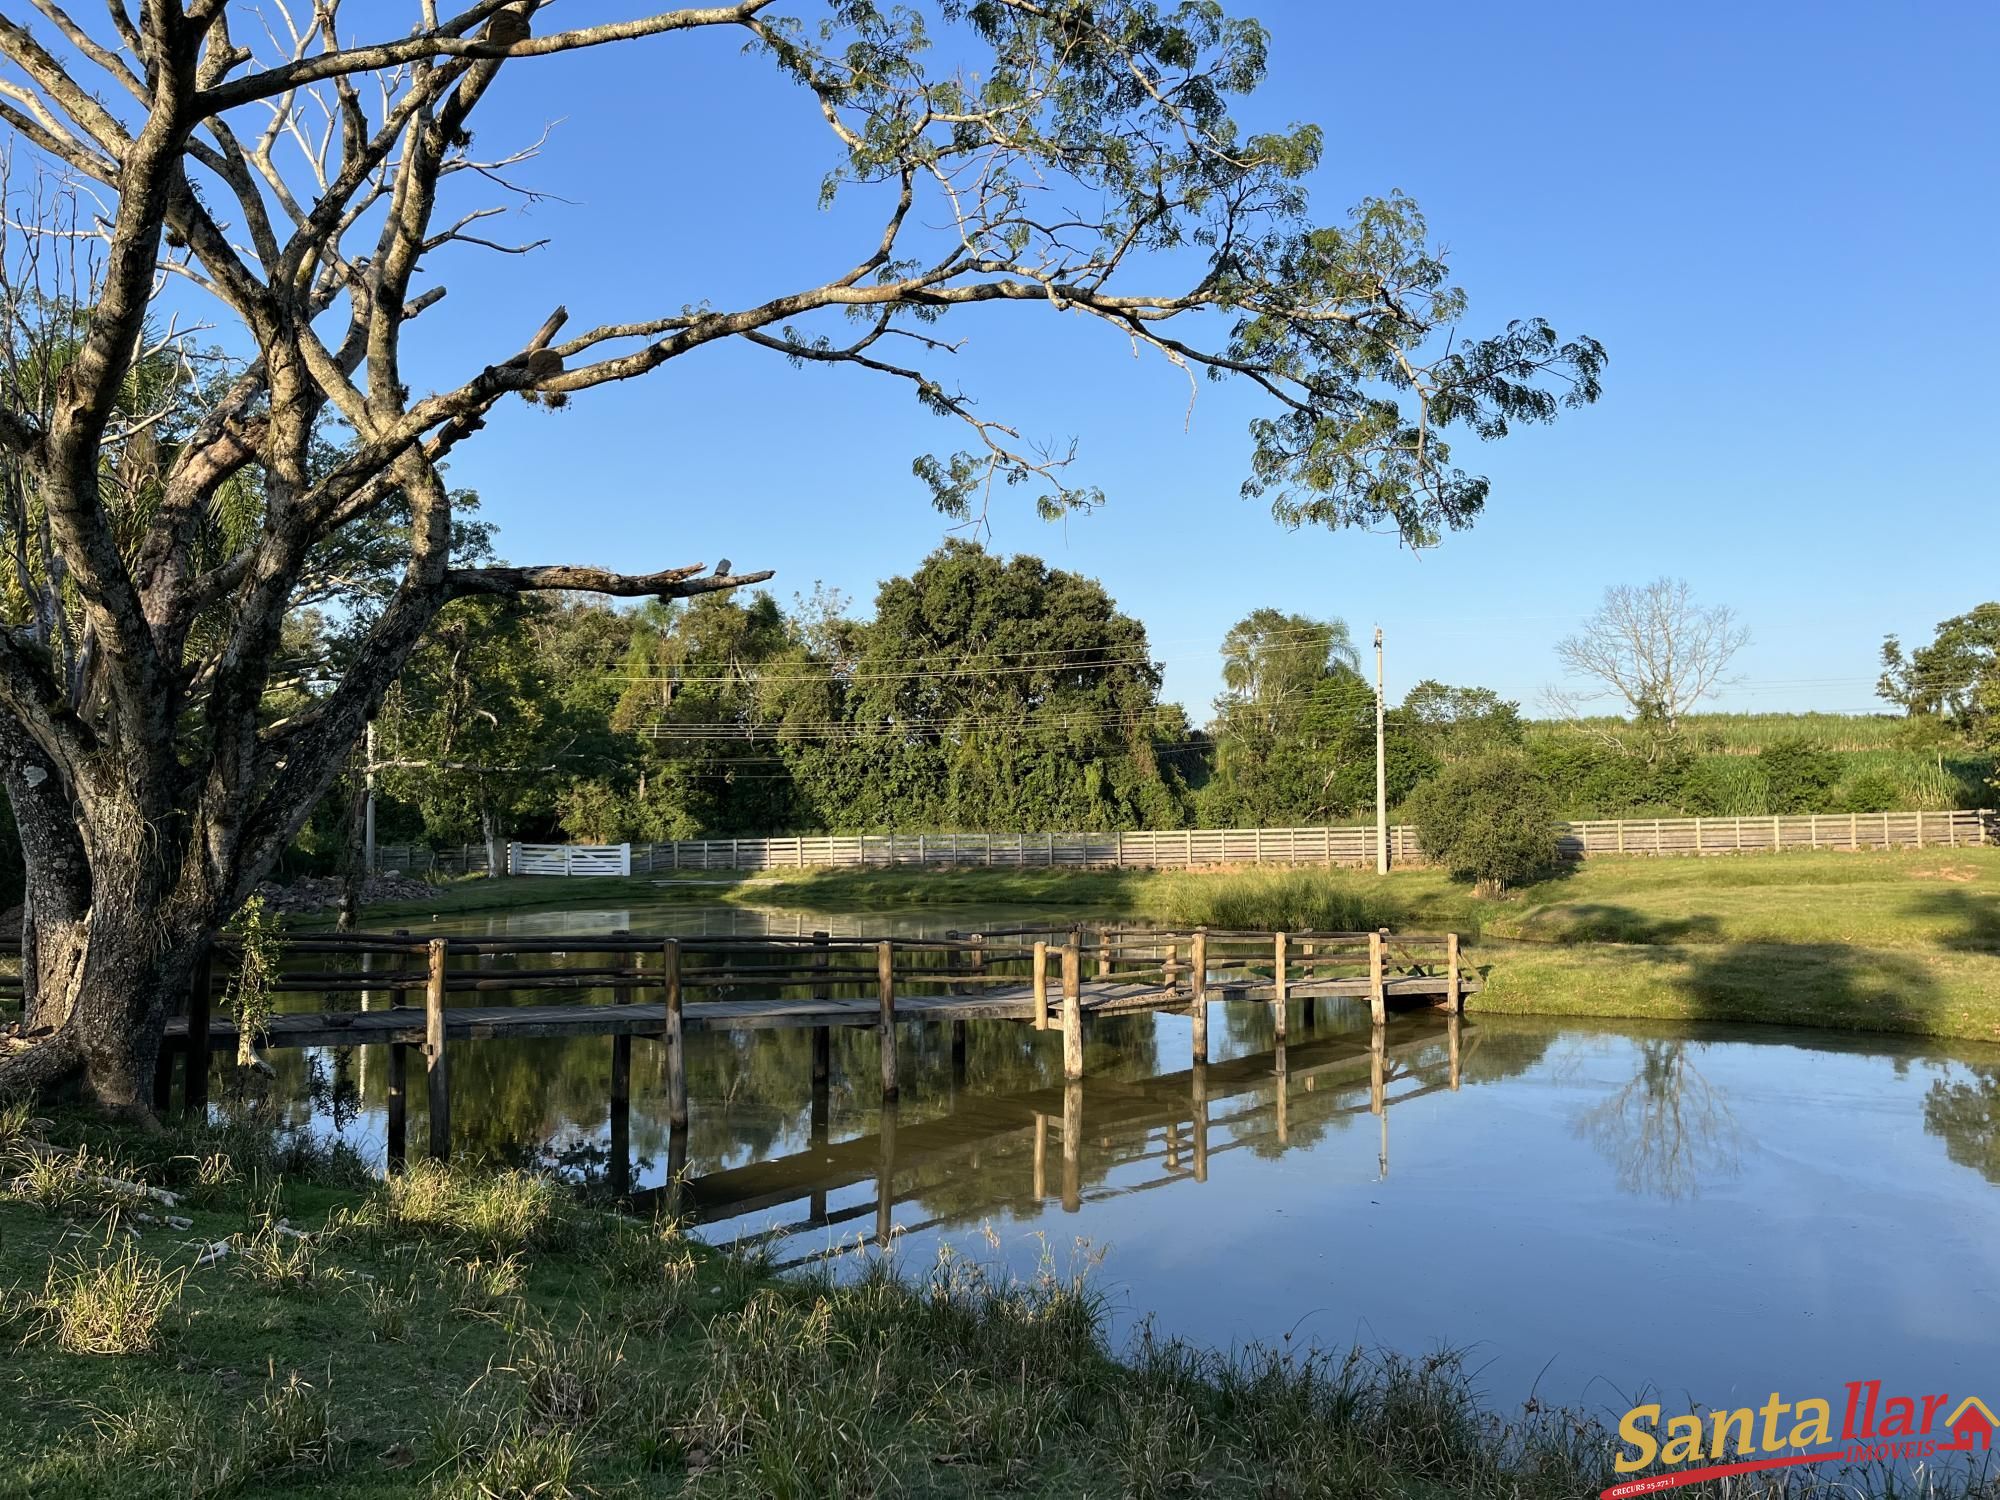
1374,626,1387,874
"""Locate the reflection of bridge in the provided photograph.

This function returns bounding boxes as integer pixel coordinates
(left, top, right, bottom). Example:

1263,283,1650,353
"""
660,1012,1472,1260
153,925,1478,1171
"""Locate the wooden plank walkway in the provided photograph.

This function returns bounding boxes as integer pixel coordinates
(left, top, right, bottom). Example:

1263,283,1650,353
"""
162,972,1480,1051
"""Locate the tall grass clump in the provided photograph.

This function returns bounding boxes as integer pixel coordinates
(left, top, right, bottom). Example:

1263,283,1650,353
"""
37,1242,187,1355
344,1161,587,1256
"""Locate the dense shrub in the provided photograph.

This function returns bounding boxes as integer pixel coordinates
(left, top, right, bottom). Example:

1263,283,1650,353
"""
1407,752,1562,891
1678,756,1764,816
1758,739,1841,814
1835,770,1901,813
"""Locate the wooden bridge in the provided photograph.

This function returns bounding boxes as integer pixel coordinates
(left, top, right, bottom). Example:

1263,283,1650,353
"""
150,925,1478,1169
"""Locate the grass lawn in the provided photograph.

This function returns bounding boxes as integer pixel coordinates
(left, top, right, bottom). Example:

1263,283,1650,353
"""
0,1110,1657,1499
727,849,2000,1043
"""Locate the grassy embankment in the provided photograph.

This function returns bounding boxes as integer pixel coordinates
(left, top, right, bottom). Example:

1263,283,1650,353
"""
740,850,2000,1044
354,848,2000,1043
0,1109,1646,1500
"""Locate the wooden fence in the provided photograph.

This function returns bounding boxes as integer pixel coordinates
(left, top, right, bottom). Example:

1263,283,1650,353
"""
371,809,1995,877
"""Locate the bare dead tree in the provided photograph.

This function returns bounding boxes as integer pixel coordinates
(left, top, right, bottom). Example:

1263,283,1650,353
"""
0,0,1603,1113
1546,579,1748,759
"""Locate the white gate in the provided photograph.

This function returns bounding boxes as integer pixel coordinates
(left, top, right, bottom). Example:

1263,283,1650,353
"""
507,842,631,876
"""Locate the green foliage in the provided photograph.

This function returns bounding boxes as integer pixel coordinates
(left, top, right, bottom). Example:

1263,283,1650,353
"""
1406,752,1562,890
1758,739,1841,814
1879,602,2000,733
1835,770,1901,814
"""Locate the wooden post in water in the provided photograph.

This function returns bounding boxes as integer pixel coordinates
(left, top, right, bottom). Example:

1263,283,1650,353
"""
1272,931,1288,1042
1191,1060,1209,1183
1446,932,1461,1013
877,940,898,1102
663,939,687,1130
1190,929,1208,1063
610,936,634,1195
425,938,450,1162
1275,1042,1289,1144
1369,1023,1386,1116
1368,929,1387,1026
1448,1010,1462,1092
1300,940,1317,1029
183,948,214,1117
385,1041,407,1172
1032,940,1050,1030
1032,1113,1048,1200
811,931,831,1084
876,1100,898,1247
1060,933,1083,1080
1061,1079,1082,1212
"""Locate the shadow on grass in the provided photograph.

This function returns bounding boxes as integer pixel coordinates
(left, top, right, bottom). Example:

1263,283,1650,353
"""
1907,886,2000,953
1518,905,1723,945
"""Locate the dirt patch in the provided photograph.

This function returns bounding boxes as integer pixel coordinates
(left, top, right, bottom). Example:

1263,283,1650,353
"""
1906,864,1981,883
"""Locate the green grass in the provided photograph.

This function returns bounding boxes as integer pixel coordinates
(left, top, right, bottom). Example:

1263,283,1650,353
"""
727,849,2000,1043
4,1116,1984,1499
333,871,758,925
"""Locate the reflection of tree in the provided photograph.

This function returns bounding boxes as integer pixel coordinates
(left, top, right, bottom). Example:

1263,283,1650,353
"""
1575,1040,1739,1200
1923,1066,2000,1184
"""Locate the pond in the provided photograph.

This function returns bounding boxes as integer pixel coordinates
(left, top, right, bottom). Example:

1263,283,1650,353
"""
247,897,2000,1420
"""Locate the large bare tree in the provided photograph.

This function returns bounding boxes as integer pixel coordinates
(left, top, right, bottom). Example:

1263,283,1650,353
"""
1547,578,1748,759
0,0,1603,1113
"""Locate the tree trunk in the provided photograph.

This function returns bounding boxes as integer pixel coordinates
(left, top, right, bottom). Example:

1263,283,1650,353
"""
0,792,217,1115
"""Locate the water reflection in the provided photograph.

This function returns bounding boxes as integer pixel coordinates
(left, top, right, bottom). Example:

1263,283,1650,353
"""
653,1009,1474,1265
225,901,2000,1407
1572,1039,1741,1200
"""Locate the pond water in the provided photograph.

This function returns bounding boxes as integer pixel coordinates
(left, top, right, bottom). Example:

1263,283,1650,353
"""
250,897,2000,1421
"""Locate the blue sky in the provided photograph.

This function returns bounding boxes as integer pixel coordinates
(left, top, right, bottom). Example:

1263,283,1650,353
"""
395,0,1997,719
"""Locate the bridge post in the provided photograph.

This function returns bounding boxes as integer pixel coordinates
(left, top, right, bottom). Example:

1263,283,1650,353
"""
1369,1023,1386,1116
610,932,633,1194
1446,932,1461,1013
1273,932,1288,1042
425,938,451,1162
1190,929,1208,1063
1061,1079,1082,1211
1096,928,1110,978
1275,1043,1289,1144
1032,940,1050,1029
1300,940,1317,1027
663,940,687,1129
1448,1010,1462,1092
811,931,831,1083
385,1041,407,1173
1060,933,1083,1079
1164,939,1178,990
1368,930,1387,1026
1191,1060,1209,1182
877,1100,898,1246
877,940,898,1102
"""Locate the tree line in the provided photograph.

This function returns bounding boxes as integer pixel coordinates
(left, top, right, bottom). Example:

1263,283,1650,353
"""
333,552,2000,863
